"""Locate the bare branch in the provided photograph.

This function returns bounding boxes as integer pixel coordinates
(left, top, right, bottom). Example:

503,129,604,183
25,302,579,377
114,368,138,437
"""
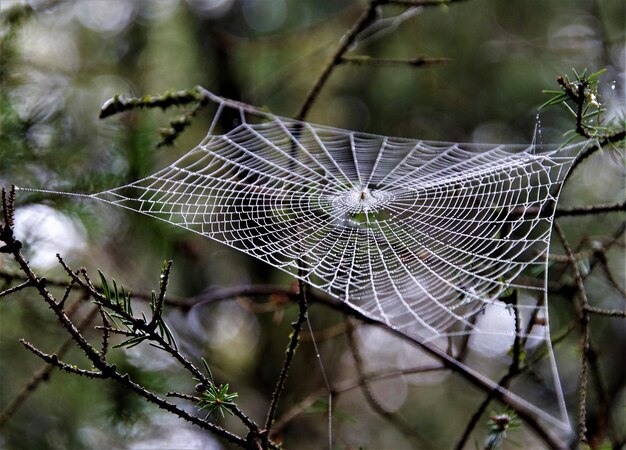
264,278,309,436
383,0,468,5
584,306,626,318
20,339,105,378
0,302,98,428
556,76,626,146
0,279,33,299
296,1,380,120
346,320,432,447
554,221,591,443
340,55,450,67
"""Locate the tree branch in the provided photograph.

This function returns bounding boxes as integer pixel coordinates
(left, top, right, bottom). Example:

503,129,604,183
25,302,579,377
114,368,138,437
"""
554,221,590,444
0,279,33,299
0,190,252,448
296,1,380,121
556,76,626,146
340,55,450,67
383,0,468,5
0,301,98,428
263,277,309,441
346,320,432,447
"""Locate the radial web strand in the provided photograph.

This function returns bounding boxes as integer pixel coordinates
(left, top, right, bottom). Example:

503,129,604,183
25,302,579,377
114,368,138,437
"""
21,90,592,435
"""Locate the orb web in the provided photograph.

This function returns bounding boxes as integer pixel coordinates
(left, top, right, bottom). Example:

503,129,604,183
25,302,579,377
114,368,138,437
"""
25,90,592,434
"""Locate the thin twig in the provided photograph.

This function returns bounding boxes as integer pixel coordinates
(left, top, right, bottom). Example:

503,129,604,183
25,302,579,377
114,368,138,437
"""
0,269,192,308
299,321,348,342
384,0,467,5
584,306,626,318
20,340,105,378
554,75,625,179
556,76,626,146
509,199,625,220
336,365,447,396
0,279,32,299
548,251,593,262
0,192,250,447
270,387,330,438
551,222,625,284
146,260,172,332
340,55,450,66
99,87,205,119
296,1,380,121
453,292,523,450
346,320,432,448
271,362,445,437
97,303,111,360
555,200,626,218
548,221,625,446
587,341,620,448
0,300,97,428
334,313,566,448
166,391,201,402
595,248,626,299
57,256,260,435
264,277,309,437
554,220,590,444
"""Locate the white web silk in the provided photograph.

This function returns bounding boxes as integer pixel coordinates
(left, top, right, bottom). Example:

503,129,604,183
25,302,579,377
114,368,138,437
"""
23,90,591,433
94,93,583,339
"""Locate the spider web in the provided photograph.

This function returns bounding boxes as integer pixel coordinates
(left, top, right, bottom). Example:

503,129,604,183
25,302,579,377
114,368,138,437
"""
23,90,591,436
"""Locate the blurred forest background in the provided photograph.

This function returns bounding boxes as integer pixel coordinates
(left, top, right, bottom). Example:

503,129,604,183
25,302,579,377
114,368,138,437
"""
0,0,624,449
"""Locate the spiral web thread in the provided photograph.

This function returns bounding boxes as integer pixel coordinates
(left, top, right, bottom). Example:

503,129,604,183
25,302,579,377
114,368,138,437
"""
29,91,591,432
